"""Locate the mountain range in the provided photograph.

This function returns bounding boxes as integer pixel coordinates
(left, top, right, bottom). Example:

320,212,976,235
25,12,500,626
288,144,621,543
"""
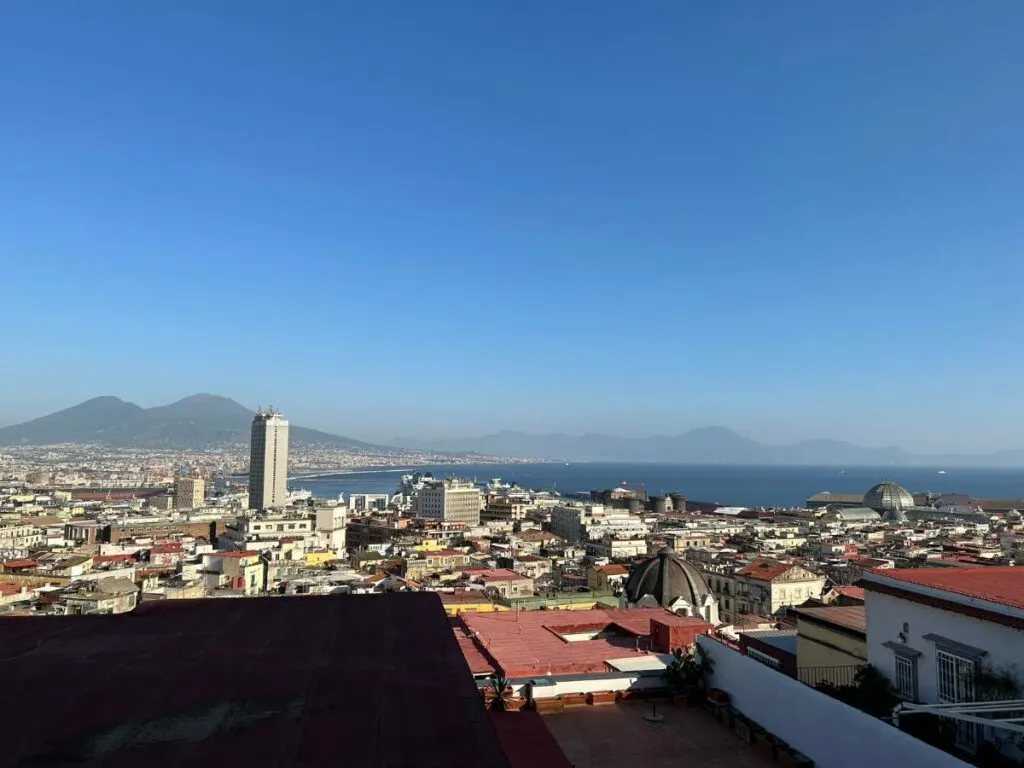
394,428,1024,468
5,396,1024,466
0,395,373,449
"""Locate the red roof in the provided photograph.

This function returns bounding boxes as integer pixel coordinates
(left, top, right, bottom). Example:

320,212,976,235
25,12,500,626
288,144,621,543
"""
461,607,711,677
93,554,135,564
865,566,1024,610
150,543,183,554
0,594,521,767
2,559,37,569
734,559,794,581
595,564,629,575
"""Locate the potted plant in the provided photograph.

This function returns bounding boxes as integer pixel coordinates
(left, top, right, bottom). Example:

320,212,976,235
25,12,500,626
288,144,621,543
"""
483,674,523,711
665,643,714,706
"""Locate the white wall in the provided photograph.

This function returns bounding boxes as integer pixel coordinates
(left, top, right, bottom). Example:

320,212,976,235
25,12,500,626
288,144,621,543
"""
866,590,1024,706
511,673,664,700
695,635,969,768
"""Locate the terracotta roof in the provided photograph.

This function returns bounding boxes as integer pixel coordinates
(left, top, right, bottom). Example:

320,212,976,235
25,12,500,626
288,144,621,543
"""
734,559,793,581
0,594,528,767
863,566,1024,610
595,564,629,575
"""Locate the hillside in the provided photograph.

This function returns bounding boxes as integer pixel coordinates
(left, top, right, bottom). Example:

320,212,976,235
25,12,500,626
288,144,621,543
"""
0,394,373,449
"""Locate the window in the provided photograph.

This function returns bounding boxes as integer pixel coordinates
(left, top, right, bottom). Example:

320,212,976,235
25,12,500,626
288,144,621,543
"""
937,649,977,751
894,654,917,701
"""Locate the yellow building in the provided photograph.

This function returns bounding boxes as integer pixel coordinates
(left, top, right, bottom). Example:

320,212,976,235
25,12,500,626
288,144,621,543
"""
792,604,867,685
586,563,630,592
304,551,335,567
441,591,509,616
412,539,446,552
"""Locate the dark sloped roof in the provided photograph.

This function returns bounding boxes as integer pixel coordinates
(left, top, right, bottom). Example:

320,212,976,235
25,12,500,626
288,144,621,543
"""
623,546,711,607
0,594,527,768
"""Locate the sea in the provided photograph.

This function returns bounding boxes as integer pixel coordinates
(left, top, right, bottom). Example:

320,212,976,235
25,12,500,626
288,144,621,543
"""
288,463,1024,509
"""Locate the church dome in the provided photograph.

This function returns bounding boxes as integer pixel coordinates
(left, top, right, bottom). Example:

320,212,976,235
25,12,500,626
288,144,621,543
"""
863,481,914,517
623,546,711,608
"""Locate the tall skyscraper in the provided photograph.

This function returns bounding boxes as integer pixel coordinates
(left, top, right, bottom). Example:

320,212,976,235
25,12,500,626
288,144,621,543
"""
249,409,289,511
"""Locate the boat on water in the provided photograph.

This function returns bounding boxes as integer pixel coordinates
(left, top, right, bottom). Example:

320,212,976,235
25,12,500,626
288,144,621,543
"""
938,470,947,474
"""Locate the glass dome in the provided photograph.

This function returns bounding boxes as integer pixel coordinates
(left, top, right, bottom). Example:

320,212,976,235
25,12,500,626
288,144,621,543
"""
863,481,914,517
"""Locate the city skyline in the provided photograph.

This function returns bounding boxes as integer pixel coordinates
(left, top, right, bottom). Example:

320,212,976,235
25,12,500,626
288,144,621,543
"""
3,4,1024,452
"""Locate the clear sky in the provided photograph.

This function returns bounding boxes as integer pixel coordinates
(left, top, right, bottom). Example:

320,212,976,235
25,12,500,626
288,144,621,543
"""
2,2,1023,451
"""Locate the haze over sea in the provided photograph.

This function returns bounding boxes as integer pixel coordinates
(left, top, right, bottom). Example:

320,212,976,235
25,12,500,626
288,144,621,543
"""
291,463,1024,509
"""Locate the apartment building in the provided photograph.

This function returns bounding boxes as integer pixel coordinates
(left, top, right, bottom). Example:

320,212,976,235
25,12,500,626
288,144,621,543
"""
550,504,650,543
174,475,205,510
414,479,481,526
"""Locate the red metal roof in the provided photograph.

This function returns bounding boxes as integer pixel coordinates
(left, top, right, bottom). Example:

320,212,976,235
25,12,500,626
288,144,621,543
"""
0,594,518,767
462,607,711,677
864,566,1024,610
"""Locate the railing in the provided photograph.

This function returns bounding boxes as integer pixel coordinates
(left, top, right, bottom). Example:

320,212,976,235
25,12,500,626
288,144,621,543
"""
798,664,868,689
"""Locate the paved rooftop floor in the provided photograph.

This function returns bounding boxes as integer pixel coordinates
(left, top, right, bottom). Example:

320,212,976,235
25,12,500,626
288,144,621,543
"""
542,701,775,768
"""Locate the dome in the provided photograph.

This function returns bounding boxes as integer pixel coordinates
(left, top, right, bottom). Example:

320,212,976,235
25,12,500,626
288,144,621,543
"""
863,481,914,517
623,546,711,608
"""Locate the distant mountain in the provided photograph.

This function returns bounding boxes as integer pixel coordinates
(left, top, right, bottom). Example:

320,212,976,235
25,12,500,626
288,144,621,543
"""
393,428,1023,467
0,394,374,450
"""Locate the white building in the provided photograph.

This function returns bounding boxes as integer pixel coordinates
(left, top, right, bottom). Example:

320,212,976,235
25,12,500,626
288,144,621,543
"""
414,479,481,526
315,506,347,554
862,566,1024,760
0,522,43,558
249,409,289,511
550,504,650,543
349,493,390,513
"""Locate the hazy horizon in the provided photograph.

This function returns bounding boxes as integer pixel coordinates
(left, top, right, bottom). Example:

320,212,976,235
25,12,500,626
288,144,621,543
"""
3,4,1023,454
3,391,1024,456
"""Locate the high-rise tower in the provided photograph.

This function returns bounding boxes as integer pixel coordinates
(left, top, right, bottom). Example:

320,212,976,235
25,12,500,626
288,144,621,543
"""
249,408,289,511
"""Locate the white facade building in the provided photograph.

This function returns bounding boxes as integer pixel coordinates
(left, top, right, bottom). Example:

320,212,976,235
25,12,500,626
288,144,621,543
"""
414,479,481,526
249,410,289,511
315,506,347,554
550,504,650,543
862,566,1024,759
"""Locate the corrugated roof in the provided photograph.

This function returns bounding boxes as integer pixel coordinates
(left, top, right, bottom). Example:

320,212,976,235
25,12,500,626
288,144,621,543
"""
792,605,867,634
0,594,527,767
461,607,711,678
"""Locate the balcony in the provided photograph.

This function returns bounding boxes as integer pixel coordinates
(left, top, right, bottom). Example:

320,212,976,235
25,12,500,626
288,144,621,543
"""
798,665,868,689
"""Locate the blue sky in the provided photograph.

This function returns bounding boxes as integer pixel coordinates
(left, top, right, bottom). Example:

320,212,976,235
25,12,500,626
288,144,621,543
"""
2,2,1023,451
